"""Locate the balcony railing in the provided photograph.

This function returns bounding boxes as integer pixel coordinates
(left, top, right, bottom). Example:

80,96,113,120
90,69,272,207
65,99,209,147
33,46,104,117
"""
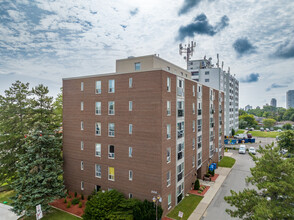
177,87,184,96
178,109,184,117
177,172,183,182
198,109,202,116
177,130,184,139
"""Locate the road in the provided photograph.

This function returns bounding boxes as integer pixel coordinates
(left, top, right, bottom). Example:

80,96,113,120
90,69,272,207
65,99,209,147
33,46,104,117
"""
202,150,256,220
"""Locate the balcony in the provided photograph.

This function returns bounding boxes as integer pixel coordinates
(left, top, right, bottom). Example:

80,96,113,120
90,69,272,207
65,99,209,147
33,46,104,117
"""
197,126,202,132
177,172,183,182
178,109,184,117
177,151,183,160
198,142,201,149
210,136,214,142
198,109,202,116
210,109,215,114
177,130,184,139
197,92,202,99
210,123,214,128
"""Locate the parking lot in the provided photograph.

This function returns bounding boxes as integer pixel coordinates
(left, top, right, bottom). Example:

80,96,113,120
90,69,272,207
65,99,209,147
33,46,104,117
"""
225,137,276,150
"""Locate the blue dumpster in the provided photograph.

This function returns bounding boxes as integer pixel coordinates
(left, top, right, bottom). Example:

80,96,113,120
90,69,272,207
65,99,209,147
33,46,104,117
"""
251,138,255,143
209,165,214,171
212,163,217,170
231,139,237,145
238,139,242,143
244,139,249,143
224,139,229,145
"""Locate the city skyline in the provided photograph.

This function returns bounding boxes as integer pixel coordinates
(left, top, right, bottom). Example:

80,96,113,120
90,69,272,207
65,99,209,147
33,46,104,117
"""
1,0,294,108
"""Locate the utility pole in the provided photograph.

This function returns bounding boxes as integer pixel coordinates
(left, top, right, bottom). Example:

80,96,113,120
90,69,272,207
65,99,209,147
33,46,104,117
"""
179,41,196,68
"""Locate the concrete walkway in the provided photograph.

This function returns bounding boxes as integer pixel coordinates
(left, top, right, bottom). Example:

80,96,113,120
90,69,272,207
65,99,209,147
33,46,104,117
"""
0,204,19,220
188,167,232,220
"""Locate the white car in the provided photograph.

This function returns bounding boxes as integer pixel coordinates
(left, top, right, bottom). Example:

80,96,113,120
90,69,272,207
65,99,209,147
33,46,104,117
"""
277,129,282,132
239,145,246,154
249,147,256,155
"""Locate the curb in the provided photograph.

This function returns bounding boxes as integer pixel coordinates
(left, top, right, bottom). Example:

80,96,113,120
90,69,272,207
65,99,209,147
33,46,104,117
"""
50,206,83,219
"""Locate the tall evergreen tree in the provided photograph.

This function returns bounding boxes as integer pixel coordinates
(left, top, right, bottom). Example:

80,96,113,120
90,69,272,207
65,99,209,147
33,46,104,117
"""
11,123,64,217
0,81,32,185
225,143,294,219
52,88,63,128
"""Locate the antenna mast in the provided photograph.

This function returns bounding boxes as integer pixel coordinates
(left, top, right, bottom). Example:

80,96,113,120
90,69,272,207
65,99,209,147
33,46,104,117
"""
179,41,196,68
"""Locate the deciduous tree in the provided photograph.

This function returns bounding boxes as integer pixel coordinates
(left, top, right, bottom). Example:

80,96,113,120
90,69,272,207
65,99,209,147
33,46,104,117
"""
277,130,294,153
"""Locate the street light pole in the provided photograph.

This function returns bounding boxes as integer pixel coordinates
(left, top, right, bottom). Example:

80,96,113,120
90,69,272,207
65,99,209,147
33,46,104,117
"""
153,195,162,220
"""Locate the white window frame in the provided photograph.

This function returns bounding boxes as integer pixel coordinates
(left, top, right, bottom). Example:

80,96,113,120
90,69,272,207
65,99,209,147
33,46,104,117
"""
129,124,133,134
192,156,195,168
108,101,115,115
129,193,133,199
81,82,84,91
167,148,171,163
193,85,195,96
95,81,101,94
108,123,115,137
129,101,133,111
95,143,101,157
135,62,141,71
108,79,115,93
81,141,84,150
167,77,171,92
167,124,171,139
167,101,171,116
108,145,115,159
193,120,195,132
129,170,133,181
81,101,84,111
167,170,171,187
95,122,101,136
129,147,132,157
81,161,84,170
95,164,101,178
168,194,172,210
193,103,195,114
81,181,84,190
81,121,84,131
129,77,133,88
192,138,195,150
95,102,101,115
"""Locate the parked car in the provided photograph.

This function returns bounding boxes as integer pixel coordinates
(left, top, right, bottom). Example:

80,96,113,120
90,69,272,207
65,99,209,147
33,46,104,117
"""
249,147,256,155
239,145,246,154
266,128,270,132
249,127,254,131
270,127,274,131
245,127,249,130
277,129,282,132
234,134,247,139
260,127,264,131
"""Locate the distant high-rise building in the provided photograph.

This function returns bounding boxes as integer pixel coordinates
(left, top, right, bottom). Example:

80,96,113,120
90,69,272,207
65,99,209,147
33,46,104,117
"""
187,55,239,136
270,98,277,107
245,105,252,111
286,90,294,109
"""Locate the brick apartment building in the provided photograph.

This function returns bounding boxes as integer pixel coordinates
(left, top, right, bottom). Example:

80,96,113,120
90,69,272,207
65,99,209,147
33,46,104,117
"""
63,55,224,214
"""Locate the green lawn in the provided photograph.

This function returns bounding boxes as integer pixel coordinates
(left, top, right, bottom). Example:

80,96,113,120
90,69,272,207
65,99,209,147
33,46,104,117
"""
218,156,236,168
25,207,81,220
236,129,245,135
249,130,279,138
167,194,202,220
0,190,16,205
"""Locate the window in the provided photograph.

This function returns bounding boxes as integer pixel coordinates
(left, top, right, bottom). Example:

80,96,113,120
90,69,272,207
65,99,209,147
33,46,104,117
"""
192,156,195,167
81,101,84,111
129,101,133,111
167,170,171,187
129,78,133,88
177,143,184,161
108,101,115,115
81,181,84,190
129,170,133,181
167,101,171,116
197,119,202,132
81,82,84,91
129,124,133,134
129,193,133,199
205,71,210,75
193,85,195,96
135,62,141,71
193,120,195,132
95,122,101,135
177,122,184,138
81,141,84,150
192,138,195,150
81,161,84,170
108,123,115,137
205,79,209,82
129,147,132,157
177,101,184,117
167,77,171,92
96,81,101,94
193,103,195,114
108,145,115,159
167,148,171,163
177,162,184,182
108,167,115,181
198,151,202,166
95,102,101,115
95,143,101,157
167,66,170,71
191,71,199,76
108,79,115,93
81,121,84,130
95,164,101,178
168,194,172,209
167,124,171,139
198,135,202,149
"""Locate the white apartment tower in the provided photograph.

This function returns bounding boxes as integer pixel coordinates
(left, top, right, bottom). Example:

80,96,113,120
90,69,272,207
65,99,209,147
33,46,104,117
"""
187,56,239,136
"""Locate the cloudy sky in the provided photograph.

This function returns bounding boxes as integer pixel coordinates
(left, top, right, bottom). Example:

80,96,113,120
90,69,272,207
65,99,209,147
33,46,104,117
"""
1,0,294,108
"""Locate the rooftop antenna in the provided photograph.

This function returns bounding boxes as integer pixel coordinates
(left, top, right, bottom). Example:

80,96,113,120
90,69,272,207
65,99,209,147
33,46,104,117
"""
228,67,230,74
179,41,196,68
216,54,219,68
221,61,224,70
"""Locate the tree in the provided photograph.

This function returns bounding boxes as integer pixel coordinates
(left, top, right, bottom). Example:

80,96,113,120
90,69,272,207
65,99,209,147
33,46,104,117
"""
224,143,294,219
277,130,294,153
11,123,64,217
283,108,294,121
0,81,32,185
132,199,163,220
239,119,248,129
231,128,235,136
239,114,258,128
52,88,63,127
262,118,276,128
239,109,246,116
282,123,292,130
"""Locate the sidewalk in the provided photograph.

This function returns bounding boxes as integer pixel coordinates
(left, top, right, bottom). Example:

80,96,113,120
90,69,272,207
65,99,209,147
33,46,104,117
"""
187,167,232,220
0,203,19,220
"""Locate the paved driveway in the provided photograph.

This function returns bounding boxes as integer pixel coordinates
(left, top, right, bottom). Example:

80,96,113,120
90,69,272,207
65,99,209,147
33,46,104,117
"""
202,151,256,220
0,204,18,220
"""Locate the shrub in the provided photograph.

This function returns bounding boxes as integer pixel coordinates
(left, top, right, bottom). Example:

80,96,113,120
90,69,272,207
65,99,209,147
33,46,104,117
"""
72,197,80,205
132,199,163,220
64,198,67,204
79,201,82,208
211,169,215,177
74,192,77,197
198,190,202,194
194,179,200,190
81,194,84,200
204,173,210,178
67,201,71,208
